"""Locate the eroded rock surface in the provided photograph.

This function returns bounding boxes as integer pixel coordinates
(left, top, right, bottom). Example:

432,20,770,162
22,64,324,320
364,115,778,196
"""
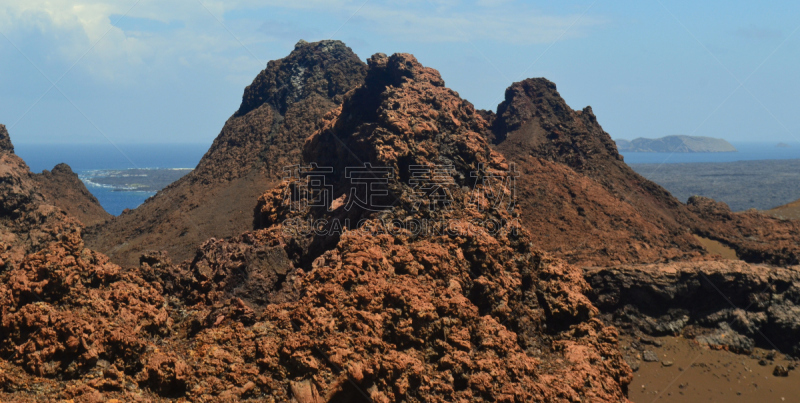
5,41,800,402
585,261,800,356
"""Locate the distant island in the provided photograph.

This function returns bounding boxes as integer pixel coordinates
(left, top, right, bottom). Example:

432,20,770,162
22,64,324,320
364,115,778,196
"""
777,142,791,148
80,168,192,192
615,135,737,153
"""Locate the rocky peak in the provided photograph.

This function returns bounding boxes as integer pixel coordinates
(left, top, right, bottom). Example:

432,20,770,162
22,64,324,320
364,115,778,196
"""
492,77,623,173
85,40,368,266
304,52,494,179
365,52,446,88
236,39,366,117
0,124,15,153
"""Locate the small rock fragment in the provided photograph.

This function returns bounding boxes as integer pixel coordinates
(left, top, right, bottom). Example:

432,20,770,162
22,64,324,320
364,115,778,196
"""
643,350,659,362
773,365,789,377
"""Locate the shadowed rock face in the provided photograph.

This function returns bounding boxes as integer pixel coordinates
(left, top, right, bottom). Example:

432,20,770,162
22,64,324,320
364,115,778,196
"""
0,124,14,153
585,261,800,356
85,40,368,267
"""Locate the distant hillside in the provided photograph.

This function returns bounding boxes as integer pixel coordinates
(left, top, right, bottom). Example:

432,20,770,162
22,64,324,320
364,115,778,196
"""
616,135,737,153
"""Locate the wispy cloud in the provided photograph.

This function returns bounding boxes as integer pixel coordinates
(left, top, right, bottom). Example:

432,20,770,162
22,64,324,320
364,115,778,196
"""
0,0,604,83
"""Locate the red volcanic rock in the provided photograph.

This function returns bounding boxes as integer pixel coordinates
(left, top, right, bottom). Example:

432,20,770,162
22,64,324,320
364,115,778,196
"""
485,78,800,266
86,40,368,267
0,233,172,401
508,152,703,266
165,53,632,401
6,40,800,403
0,142,87,267
688,196,800,265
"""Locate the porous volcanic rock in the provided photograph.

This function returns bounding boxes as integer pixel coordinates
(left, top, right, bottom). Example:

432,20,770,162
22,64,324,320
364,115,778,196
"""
585,260,800,355
0,233,173,401
144,53,633,402
85,40,367,267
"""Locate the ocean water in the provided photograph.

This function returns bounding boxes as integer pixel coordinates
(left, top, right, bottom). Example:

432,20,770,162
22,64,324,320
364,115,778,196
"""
17,143,209,216
619,142,800,164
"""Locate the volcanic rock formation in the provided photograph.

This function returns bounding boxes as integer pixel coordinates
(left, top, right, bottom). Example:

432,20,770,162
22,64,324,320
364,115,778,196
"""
479,79,706,265
482,78,800,267
4,40,800,402
585,261,800,356
0,49,635,402
135,52,632,402
85,40,367,267
0,125,107,265
33,163,110,227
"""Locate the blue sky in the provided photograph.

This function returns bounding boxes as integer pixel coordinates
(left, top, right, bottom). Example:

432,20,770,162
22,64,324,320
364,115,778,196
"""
0,0,798,145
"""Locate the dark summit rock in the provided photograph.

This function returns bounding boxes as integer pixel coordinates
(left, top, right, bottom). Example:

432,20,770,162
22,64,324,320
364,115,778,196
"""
491,78,622,170
487,77,706,265
0,124,14,153
237,40,366,117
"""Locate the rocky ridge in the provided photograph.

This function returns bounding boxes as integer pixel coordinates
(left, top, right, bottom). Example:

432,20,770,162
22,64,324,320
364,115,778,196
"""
484,79,706,265
2,40,800,401
0,50,634,402
0,127,107,266
85,40,368,267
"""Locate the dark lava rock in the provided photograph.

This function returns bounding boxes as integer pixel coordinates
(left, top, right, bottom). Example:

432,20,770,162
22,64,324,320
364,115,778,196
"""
640,337,664,347
643,350,659,362
0,124,14,153
773,365,789,377
625,356,641,372
585,261,800,356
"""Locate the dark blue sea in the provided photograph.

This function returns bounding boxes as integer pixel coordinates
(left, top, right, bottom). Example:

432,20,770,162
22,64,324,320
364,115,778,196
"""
17,143,209,216
15,141,800,216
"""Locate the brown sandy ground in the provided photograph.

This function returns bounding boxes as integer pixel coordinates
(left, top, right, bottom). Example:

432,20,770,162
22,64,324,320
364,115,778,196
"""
624,335,799,403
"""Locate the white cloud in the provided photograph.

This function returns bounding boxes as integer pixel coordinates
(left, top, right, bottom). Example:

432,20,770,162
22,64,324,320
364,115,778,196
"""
0,0,604,83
